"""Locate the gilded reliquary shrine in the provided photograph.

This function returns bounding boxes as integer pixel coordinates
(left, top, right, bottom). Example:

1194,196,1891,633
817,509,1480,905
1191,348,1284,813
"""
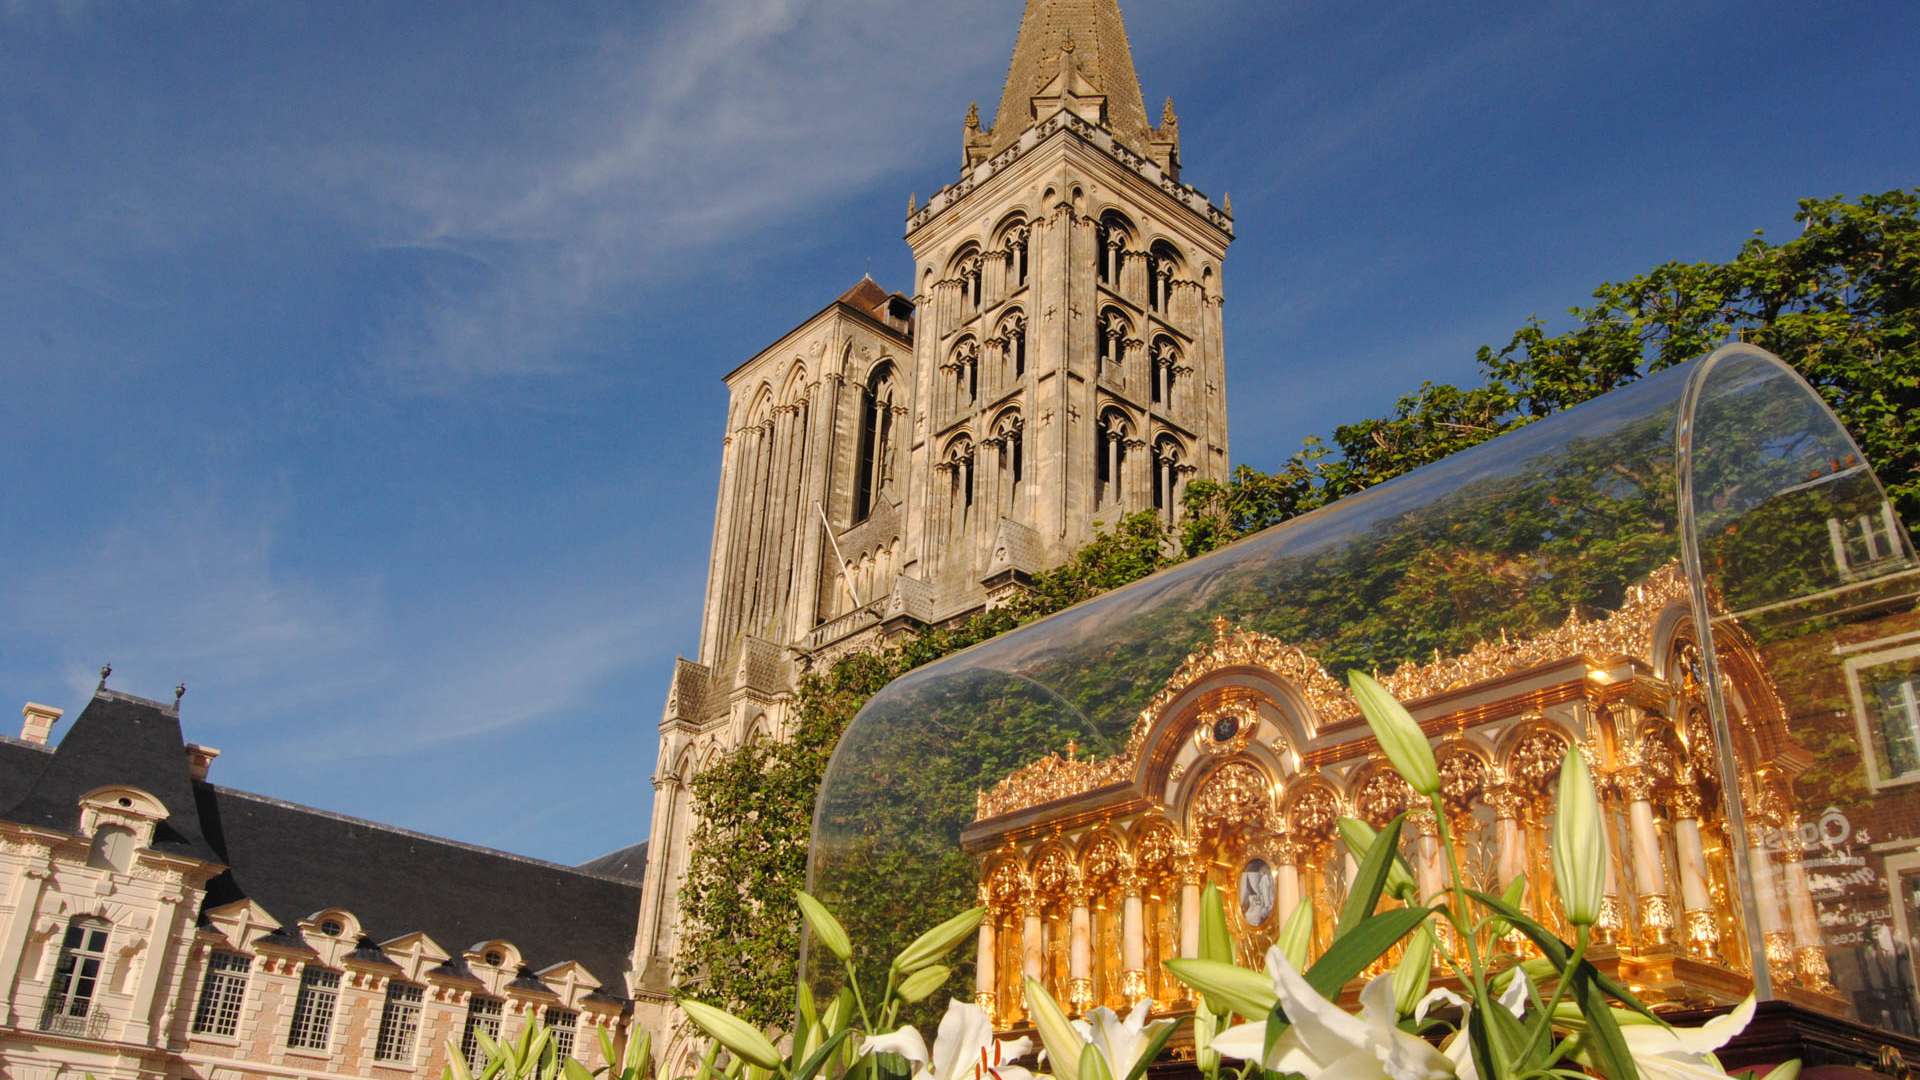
805,346,1920,1041
963,568,1829,1025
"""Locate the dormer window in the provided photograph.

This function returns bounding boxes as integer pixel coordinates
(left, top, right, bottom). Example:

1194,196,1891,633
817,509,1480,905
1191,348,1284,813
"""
319,919,343,938
86,825,134,874
484,950,504,967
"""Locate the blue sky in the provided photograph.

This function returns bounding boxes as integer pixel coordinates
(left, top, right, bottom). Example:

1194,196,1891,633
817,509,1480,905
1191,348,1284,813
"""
3,1,1915,866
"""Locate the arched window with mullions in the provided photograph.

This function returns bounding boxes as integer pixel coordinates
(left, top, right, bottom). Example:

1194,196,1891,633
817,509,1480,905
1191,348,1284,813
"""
999,312,1027,381
1150,335,1180,406
1147,240,1182,312
1097,308,1129,379
1096,409,1131,509
1094,211,1131,285
994,412,1025,515
853,363,898,522
42,918,109,1035
1152,434,1185,519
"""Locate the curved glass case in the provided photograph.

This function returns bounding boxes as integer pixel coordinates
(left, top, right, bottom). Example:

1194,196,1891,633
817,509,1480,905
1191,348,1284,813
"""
807,345,1920,1034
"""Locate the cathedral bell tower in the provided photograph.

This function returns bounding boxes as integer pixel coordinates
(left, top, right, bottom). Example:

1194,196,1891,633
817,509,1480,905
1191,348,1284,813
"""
631,2,1235,1055
904,0,1233,599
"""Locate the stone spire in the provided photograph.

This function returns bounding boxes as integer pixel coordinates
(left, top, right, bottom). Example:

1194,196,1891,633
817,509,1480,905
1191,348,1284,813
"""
987,0,1153,157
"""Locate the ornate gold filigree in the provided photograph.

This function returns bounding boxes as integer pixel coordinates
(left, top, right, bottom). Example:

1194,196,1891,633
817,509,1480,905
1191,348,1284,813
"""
1288,786,1340,839
973,565,1692,821
1511,730,1570,795
1354,768,1412,828
1192,760,1273,830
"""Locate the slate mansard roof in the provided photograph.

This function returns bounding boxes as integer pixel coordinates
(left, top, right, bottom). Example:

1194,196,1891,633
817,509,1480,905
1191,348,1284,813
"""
0,690,645,998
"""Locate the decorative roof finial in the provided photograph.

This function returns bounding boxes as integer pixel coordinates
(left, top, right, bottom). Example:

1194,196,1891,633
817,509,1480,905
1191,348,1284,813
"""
1162,96,1178,127
97,663,111,691
964,100,980,131
907,192,917,216
175,682,187,707
1222,190,1233,216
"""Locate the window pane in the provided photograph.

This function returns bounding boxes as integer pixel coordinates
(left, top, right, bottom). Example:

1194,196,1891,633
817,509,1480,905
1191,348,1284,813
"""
191,952,250,1037
375,983,424,1062
287,968,340,1050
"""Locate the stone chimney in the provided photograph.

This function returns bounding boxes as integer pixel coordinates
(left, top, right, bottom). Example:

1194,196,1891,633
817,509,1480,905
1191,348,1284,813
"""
186,744,221,782
20,702,62,746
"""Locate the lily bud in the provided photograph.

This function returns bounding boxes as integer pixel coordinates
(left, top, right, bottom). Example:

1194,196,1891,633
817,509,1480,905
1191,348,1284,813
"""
1349,671,1440,796
1161,958,1277,1021
678,1000,784,1071
895,964,951,1004
892,906,985,973
796,891,852,963
1025,976,1084,1078
1336,816,1418,901
1551,747,1607,926
1392,924,1434,1018
1276,895,1314,971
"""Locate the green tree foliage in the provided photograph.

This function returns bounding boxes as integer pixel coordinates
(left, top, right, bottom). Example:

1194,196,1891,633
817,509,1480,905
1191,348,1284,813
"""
676,512,1178,1025
1183,189,1919,557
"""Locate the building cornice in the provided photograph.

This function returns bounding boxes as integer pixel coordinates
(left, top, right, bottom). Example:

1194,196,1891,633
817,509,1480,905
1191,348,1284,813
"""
906,110,1232,244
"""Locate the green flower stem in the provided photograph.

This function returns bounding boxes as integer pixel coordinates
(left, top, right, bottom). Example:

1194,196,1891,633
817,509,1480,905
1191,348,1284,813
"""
1529,925,1588,1057
1429,793,1491,1005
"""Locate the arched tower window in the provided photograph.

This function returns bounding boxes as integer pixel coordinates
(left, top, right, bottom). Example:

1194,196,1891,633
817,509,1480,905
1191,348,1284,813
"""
1148,240,1182,312
1152,434,1185,520
853,363,897,522
1096,410,1131,509
1098,308,1128,379
1151,336,1180,407
998,217,1030,291
994,412,1025,514
1095,212,1131,286
943,437,976,540
948,338,980,410
44,918,109,1032
1000,311,1027,381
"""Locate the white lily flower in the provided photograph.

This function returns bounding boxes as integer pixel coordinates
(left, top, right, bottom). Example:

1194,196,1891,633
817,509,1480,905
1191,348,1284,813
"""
861,1000,1034,1080
1585,995,1756,1080
1085,1001,1175,1080
1211,946,1455,1080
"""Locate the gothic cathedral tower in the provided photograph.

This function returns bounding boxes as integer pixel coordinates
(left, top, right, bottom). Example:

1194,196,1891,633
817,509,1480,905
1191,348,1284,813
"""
630,1,1232,1054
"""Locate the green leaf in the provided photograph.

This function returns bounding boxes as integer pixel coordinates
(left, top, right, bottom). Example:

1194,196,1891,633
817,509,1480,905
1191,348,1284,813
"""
624,1029,652,1080
792,1029,852,1080
598,1027,619,1075
1121,1021,1178,1080
1162,958,1277,1021
565,1061,595,1080
1336,813,1406,939
1466,888,1664,1024
1571,962,1640,1080
891,906,985,973
795,891,852,963
447,1039,475,1080
795,980,817,1033
1308,905,1428,999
